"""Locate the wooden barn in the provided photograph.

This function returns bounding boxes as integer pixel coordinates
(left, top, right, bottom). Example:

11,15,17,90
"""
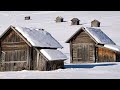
66,27,120,63
0,25,67,71
71,18,80,25
55,16,64,23
91,19,100,27
24,16,31,20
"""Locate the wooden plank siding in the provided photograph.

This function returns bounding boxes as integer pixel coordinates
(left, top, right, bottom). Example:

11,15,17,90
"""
31,48,37,70
46,61,64,71
72,43,95,63
36,50,64,71
97,47,116,62
0,29,30,71
70,30,96,63
37,51,47,71
72,31,95,44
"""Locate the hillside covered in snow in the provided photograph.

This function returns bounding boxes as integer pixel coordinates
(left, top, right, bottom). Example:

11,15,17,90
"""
0,11,120,79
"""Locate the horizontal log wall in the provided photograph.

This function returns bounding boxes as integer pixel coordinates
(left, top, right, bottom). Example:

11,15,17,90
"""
0,29,29,71
72,31,95,44
46,60,64,71
97,47,116,62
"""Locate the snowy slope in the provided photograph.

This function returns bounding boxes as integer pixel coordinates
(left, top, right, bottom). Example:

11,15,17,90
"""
0,62,120,79
0,11,120,79
1,11,120,63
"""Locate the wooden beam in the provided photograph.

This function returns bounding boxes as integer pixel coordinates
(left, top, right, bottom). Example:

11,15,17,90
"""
70,41,73,63
2,61,27,63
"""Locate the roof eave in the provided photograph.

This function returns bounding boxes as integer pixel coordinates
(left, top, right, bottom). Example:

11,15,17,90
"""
0,25,13,38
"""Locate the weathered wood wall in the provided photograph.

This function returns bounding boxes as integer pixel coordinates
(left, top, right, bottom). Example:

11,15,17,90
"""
116,53,120,62
56,17,63,22
37,52,47,71
37,51,64,71
70,30,95,63
46,60,64,71
0,29,30,71
72,43,95,63
31,48,37,70
97,47,116,62
91,21,100,27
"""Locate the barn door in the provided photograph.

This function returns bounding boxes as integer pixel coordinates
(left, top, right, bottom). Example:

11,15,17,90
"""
1,49,28,71
72,43,95,63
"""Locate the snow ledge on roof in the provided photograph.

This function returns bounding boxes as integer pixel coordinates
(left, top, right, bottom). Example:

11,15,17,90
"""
40,49,67,61
104,44,120,52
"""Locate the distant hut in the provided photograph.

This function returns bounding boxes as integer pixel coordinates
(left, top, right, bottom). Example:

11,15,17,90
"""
25,16,31,20
91,19,100,27
0,25,67,71
55,16,64,23
66,27,120,63
71,18,80,25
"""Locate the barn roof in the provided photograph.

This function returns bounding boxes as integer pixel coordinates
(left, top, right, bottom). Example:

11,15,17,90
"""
0,25,63,48
40,49,67,61
85,27,116,44
66,27,116,45
71,18,80,21
91,19,100,23
56,16,64,19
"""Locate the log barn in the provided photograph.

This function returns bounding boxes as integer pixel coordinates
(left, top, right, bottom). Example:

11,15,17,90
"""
71,18,80,25
66,27,120,63
91,19,100,27
55,16,64,23
0,25,67,71
25,16,31,20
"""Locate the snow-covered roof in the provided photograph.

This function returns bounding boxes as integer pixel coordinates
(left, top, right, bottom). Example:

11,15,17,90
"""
1,25,63,48
85,27,116,45
66,27,116,45
40,49,67,61
104,44,120,52
91,19,100,23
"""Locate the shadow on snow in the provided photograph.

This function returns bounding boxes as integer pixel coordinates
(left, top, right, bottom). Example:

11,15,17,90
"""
64,63,117,69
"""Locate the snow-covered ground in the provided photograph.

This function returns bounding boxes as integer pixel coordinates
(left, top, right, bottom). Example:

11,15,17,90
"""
0,62,120,79
0,11,120,79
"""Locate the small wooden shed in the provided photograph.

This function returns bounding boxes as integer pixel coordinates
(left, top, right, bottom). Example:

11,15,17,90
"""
0,25,67,71
66,27,120,63
55,16,64,23
91,19,100,27
25,16,31,20
71,18,80,25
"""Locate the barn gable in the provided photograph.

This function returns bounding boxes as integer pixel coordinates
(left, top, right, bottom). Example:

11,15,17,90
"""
68,29,95,44
66,27,116,45
0,25,32,47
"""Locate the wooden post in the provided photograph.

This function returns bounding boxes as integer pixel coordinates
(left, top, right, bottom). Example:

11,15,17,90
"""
70,41,73,63
95,47,98,62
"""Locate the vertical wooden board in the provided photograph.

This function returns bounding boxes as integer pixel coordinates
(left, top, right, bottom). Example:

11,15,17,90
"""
10,63,13,71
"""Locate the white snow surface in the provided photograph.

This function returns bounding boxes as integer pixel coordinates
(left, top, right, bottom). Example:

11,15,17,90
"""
1,11,120,78
14,26,62,48
104,44,120,52
40,49,67,60
0,62,120,79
